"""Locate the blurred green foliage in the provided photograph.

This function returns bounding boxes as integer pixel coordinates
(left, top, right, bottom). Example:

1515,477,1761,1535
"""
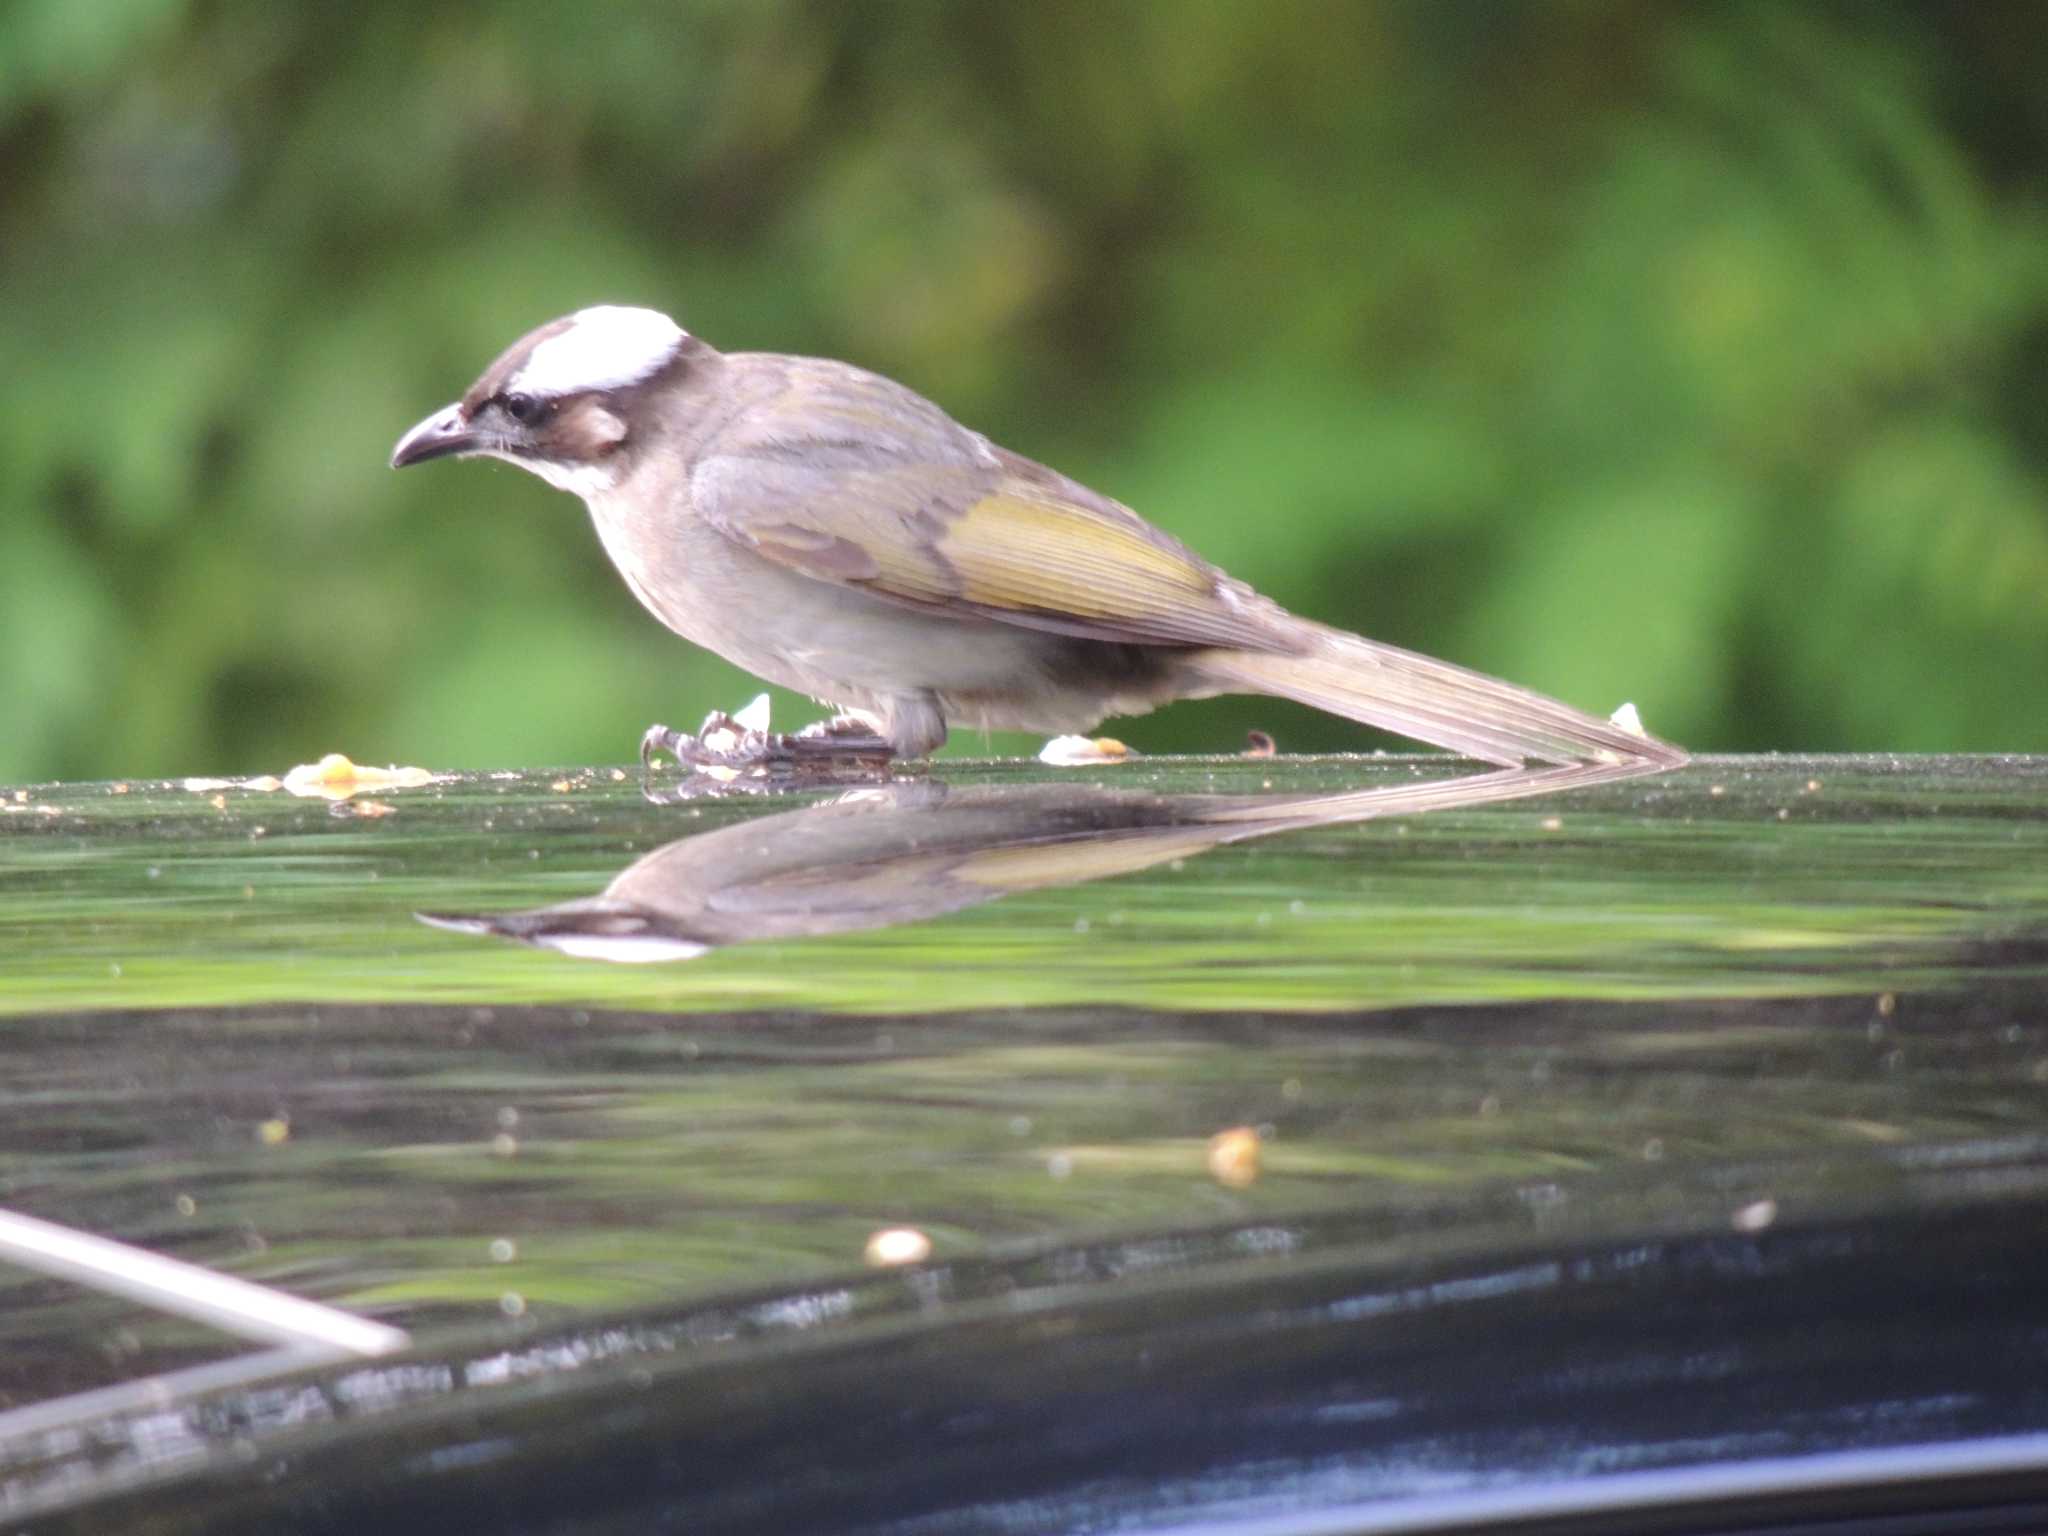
3,1,2045,780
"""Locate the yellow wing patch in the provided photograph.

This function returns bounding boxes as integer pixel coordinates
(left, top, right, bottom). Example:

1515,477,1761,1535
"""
944,492,1221,621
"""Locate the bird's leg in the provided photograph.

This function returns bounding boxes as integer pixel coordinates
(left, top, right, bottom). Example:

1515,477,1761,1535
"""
639,708,898,780
764,712,897,769
796,711,883,738
785,712,895,754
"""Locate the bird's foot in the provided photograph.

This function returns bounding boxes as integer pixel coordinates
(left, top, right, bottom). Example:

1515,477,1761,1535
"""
639,708,899,787
638,710,764,771
790,713,895,754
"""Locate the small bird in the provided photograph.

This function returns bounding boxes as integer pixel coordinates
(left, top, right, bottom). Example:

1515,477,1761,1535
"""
392,306,1683,771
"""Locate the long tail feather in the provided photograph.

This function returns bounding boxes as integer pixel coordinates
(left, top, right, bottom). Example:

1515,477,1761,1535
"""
1191,624,1686,768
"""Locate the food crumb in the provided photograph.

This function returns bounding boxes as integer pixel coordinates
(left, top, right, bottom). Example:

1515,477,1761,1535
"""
1731,1198,1778,1233
1038,735,1132,766
864,1227,933,1267
1207,1126,1262,1188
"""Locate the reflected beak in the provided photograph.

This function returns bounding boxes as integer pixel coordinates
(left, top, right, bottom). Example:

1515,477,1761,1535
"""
390,403,480,469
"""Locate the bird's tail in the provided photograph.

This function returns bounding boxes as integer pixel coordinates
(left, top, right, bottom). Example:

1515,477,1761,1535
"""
1188,624,1686,768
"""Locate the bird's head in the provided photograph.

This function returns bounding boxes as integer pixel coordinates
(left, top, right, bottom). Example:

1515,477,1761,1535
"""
390,305,695,497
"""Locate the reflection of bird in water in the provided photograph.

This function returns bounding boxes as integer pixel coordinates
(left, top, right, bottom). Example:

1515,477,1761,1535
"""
419,760,1657,962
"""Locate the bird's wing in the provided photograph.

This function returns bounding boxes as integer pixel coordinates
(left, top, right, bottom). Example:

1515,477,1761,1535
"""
689,361,1296,653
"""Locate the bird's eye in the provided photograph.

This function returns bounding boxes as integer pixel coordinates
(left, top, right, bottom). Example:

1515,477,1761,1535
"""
502,391,541,424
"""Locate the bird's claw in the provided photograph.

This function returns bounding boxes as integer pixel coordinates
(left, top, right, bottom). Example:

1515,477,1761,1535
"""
639,722,688,769
639,709,770,770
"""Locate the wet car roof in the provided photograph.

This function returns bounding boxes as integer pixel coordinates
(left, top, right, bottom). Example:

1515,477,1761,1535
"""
4,754,2046,1530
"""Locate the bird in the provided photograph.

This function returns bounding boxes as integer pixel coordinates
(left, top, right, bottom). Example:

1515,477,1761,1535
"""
391,305,1684,773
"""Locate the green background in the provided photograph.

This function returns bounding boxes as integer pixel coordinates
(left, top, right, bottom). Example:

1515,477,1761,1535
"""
5,1,2045,782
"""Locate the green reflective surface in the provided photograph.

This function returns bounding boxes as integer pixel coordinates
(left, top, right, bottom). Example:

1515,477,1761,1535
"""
2,755,2046,1408
6,755,2044,1016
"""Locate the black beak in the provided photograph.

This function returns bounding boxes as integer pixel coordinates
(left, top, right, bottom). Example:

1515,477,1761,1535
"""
390,403,479,469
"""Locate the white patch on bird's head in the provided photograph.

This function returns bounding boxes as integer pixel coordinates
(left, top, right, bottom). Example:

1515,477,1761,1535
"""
511,306,686,398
